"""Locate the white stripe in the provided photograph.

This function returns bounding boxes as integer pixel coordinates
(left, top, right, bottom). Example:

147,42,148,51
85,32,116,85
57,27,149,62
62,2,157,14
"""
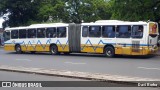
15,59,31,61
138,67,160,70
64,62,86,65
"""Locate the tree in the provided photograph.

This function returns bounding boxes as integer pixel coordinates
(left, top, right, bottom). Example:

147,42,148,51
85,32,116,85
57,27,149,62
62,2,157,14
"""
65,0,111,23
110,0,160,22
36,0,66,23
0,0,39,27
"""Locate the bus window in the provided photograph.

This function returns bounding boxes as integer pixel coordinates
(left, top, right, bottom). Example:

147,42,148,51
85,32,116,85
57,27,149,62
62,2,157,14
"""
82,26,88,37
37,28,46,38
102,26,115,38
4,31,10,41
57,27,66,38
89,26,101,37
19,29,27,39
116,25,131,38
28,29,36,38
11,30,18,39
132,25,143,38
46,27,56,38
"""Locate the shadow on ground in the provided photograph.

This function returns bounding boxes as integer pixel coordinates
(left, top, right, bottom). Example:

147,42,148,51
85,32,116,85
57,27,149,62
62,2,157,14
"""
5,51,157,60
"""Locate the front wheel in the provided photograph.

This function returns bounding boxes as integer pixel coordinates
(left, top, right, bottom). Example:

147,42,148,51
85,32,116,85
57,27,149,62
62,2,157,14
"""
104,46,115,57
50,45,59,55
15,45,22,54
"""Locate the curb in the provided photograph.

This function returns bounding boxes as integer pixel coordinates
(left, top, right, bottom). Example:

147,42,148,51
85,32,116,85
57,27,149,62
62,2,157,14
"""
0,65,159,85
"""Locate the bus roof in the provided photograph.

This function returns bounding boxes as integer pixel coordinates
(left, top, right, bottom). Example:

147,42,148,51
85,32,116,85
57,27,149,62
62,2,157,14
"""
29,23,68,27
5,26,28,30
4,20,157,31
4,23,69,31
82,20,152,26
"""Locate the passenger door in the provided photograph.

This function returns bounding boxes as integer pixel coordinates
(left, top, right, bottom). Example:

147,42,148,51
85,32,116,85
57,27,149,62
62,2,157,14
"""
115,25,132,55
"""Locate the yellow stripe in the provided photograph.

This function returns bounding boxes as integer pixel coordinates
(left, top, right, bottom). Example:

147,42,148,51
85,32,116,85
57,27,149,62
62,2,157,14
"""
4,45,15,51
4,44,69,52
4,44,158,55
57,45,69,52
81,44,104,53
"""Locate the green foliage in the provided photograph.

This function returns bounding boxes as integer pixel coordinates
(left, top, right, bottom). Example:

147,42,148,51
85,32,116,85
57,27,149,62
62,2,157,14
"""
1,0,160,27
36,0,66,22
0,0,38,27
65,0,111,23
0,0,111,26
110,0,160,22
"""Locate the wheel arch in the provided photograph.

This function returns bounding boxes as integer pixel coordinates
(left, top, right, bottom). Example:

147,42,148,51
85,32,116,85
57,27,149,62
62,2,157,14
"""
49,43,58,50
15,43,21,50
103,44,115,53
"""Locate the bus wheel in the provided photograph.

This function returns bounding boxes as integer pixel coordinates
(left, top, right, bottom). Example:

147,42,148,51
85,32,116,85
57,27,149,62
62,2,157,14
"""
104,46,115,57
50,45,59,55
15,45,22,54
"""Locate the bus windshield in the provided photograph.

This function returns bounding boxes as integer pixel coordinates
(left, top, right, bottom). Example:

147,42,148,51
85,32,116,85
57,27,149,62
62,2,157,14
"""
3,31,10,42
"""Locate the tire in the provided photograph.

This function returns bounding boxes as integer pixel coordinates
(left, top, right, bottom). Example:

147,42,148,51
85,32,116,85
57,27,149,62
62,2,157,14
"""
50,45,59,55
104,46,115,57
15,45,22,54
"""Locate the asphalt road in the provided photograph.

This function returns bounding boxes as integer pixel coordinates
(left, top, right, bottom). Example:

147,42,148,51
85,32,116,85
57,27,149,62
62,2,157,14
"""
0,48,160,79
0,71,159,90
0,71,83,81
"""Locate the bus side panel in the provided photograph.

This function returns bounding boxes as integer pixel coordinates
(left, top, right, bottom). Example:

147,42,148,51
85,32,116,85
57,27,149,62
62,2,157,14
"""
4,39,15,51
81,44,104,53
19,38,69,52
81,37,104,53
4,44,15,51
34,39,50,51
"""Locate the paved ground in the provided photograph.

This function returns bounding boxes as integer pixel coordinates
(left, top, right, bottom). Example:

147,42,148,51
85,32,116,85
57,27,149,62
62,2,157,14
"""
0,48,160,79
0,71,159,90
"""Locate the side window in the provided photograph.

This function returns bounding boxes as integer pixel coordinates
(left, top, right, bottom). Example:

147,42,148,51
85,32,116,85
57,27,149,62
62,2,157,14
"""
46,27,56,38
19,29,26,39
82,26,88,37
37,28,46,38
57,27,66,38
132,25,143,38
116,25,131,38
102,26,115,38
28,29,36,38
11,30,18,39
89,26,101,37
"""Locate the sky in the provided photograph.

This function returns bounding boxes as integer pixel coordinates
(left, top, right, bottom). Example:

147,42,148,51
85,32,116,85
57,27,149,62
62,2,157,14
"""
0,17,4,28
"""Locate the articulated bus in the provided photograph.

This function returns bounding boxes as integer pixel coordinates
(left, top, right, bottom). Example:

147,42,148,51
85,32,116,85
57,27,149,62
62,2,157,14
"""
3,20,159,57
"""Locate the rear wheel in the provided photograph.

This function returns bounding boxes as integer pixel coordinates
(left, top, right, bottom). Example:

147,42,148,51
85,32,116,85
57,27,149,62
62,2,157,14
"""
50,45,59,55
104,46,115,57
15,45,22,54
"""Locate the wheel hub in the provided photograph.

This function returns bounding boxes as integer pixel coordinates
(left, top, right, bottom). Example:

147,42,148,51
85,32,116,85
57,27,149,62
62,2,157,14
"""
106,50,112,56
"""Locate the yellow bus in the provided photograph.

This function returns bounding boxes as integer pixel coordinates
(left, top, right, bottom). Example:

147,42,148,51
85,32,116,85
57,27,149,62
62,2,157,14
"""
3,20,159,57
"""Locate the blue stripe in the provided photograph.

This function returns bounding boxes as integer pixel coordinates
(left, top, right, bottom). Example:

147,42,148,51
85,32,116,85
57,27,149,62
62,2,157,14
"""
4,39,154,52
81,39,152,51
4,39,68,50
